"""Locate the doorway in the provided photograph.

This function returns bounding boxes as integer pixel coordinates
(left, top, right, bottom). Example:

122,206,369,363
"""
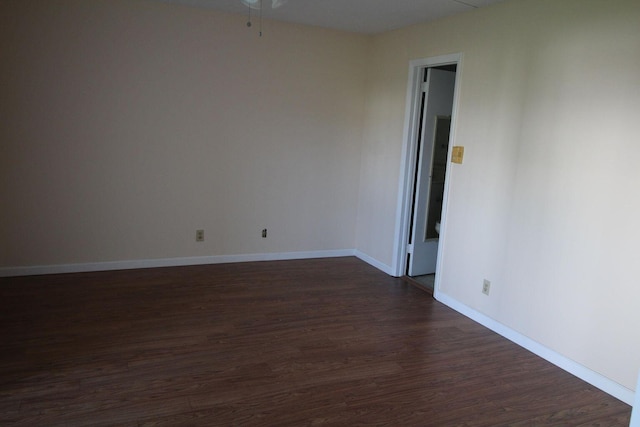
391,54,461,294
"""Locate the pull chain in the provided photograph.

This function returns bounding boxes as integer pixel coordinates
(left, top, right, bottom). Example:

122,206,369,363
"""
245,0,264,37
259,0,263,37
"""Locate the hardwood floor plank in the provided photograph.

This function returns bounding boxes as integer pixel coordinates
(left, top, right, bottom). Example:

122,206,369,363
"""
0,257,631,426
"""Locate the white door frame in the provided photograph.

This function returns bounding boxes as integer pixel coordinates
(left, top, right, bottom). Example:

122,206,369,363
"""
391,53,463,289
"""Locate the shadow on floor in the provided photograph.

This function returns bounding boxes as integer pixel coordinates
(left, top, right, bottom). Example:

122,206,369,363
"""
403,274,435,294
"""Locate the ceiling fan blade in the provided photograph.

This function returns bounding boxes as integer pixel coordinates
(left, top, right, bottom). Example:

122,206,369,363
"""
241,0,288,9
241,0,260,10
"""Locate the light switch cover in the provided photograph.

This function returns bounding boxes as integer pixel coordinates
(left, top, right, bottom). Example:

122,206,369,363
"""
452,146,464,164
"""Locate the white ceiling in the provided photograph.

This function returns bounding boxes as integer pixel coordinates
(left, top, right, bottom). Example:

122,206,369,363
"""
156,0,506,34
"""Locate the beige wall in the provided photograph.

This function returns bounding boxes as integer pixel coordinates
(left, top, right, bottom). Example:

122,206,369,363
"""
357,0,640,391
0,0,368,266
3,0,640,398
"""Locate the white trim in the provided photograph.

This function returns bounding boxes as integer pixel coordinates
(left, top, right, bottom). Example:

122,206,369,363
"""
0,249,356,277
354,250,394,276
630,371,640,426
434,290,635,406
391,53,463,277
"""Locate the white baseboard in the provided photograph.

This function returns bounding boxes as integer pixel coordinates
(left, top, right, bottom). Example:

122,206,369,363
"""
0,249,356,277
435,290,635,406
354,250,394,276
7,252,632,410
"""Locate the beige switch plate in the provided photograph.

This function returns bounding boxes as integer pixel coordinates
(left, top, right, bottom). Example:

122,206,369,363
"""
452,146,464,164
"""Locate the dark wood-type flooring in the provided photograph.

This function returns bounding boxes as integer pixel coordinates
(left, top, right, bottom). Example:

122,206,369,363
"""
0,257,631,426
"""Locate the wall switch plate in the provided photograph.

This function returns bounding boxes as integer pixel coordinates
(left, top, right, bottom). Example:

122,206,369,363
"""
262,228,267,238
452,146,464,164
482,279,491,295
196,229,204,242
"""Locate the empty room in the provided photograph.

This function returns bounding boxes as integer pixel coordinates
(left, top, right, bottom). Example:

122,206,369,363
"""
2,0,639,425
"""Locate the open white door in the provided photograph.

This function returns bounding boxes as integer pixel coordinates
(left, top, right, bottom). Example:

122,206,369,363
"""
407,68,455,276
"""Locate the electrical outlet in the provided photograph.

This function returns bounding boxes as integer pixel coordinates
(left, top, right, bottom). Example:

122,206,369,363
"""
196,229,204,242
482,279,491,295
262,228,267,238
